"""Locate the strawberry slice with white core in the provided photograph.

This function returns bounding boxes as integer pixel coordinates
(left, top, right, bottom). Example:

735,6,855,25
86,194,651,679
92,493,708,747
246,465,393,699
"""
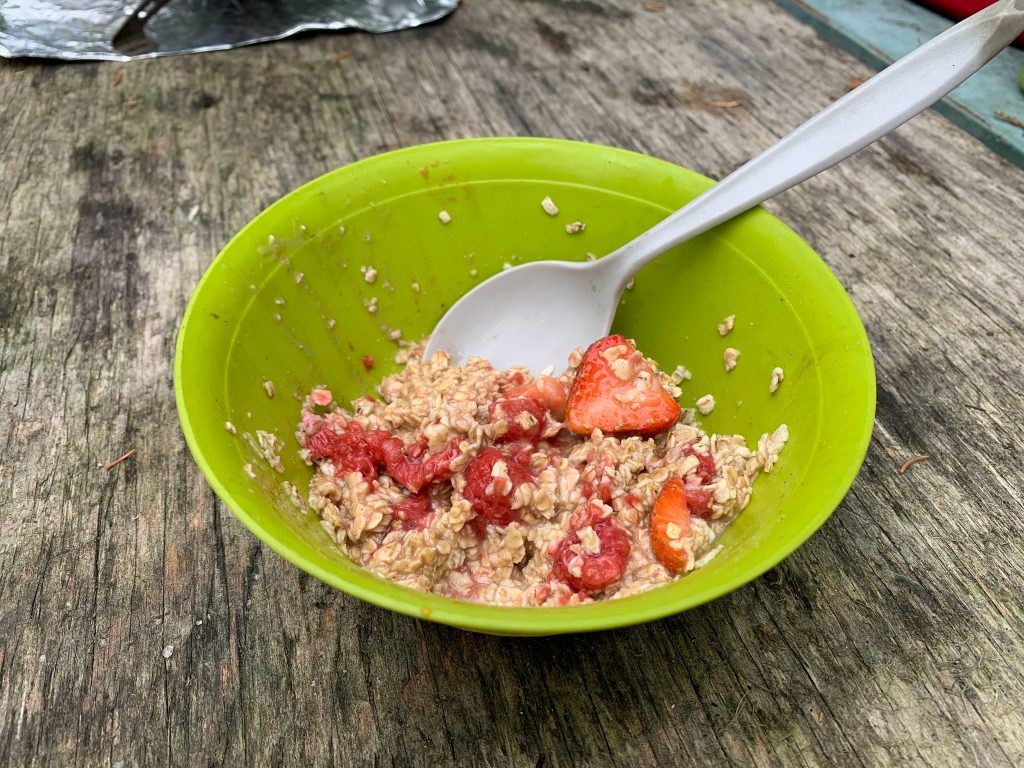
565,335,681,436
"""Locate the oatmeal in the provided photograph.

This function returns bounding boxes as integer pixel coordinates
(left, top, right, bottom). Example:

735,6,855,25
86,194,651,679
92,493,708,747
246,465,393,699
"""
296,335,786,606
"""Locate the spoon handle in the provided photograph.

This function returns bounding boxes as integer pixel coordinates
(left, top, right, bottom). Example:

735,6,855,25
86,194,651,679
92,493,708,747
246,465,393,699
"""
601,0,1024,287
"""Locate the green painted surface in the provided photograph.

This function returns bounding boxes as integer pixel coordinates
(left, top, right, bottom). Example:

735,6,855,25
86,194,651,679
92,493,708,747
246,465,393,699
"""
174,138,875,635
774,0,1024,168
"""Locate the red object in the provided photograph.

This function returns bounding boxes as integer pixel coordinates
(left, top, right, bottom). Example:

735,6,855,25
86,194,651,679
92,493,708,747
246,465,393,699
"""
685,488,715,519
462,447,534,534
565,335,681,437
912,0,1024,47
650,478,694,572
306,426,460,492
489,397,547,444
552,517,631,593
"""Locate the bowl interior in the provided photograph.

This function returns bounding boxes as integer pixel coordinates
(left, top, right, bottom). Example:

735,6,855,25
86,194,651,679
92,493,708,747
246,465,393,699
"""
175,138,875,635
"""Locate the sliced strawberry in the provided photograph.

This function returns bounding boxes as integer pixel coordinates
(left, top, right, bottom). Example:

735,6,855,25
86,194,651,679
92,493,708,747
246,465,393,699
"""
489,397,546,444
462,447,533,535
506,375,568,420
552,517,631,592
565,335,680,436
651,477,694,571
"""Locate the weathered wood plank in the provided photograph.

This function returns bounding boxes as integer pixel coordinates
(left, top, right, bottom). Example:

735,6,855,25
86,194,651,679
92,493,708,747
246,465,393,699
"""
1,0,1023,765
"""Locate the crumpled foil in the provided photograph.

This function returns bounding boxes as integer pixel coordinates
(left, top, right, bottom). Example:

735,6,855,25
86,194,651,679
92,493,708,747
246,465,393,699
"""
0,0,459,61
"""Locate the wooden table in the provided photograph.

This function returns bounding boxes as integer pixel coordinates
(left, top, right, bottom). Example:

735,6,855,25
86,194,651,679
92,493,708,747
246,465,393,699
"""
2,1,1023,765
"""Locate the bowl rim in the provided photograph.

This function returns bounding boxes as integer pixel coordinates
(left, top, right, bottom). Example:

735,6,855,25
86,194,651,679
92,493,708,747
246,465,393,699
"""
174,136,876,635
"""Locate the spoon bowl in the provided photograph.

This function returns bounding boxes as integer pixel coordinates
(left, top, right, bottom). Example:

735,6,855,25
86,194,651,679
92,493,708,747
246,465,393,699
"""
424,259,620,372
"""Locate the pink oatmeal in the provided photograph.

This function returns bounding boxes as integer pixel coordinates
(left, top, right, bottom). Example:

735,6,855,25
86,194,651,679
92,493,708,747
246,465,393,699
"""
296,336,787,606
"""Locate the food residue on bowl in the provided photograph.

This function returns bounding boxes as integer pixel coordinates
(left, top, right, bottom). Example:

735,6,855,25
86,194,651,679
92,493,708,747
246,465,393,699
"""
290,335,787,606
696,394,715,415
723,347,740,372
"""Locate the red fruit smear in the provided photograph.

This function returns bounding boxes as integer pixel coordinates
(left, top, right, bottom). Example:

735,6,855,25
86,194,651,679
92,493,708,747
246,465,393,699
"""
406,435,429,459
677,443,715,518
686,488,715,519
552,517,631,593
490,397,546,444
681,442,716,483
362,356,375,371
371,434,463,493
508,447,534,469
462,447,534,536
567,498,606,530
393,491,432,529
305,429,380,479
306,427,461,493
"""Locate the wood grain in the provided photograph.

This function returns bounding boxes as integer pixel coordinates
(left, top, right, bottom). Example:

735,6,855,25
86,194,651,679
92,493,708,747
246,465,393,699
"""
2,0,1023,765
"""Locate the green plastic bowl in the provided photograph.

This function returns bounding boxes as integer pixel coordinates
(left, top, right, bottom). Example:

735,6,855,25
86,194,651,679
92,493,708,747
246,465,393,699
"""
174,138,875,635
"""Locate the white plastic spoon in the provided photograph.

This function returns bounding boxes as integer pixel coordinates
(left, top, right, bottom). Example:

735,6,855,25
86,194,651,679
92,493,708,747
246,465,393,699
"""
424,0,1024,373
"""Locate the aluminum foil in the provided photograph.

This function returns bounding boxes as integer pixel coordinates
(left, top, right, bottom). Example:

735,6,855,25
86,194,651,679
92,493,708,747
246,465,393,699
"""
0,0,459,60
